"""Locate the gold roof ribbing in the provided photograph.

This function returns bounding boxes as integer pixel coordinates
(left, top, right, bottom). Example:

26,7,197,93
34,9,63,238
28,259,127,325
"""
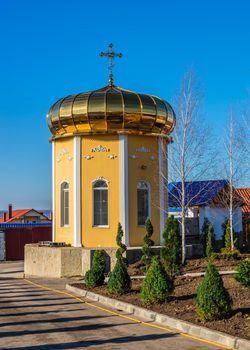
46,85,176,138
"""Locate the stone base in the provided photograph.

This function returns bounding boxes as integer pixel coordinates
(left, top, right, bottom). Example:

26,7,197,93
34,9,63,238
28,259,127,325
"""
24,244,82,278
24,243,203,278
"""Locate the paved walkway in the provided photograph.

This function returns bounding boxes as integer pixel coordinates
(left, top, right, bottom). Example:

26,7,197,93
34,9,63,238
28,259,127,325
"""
0,261,228,350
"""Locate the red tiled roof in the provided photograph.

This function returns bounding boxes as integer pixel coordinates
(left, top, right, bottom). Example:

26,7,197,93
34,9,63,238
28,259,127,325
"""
0,209,46,223
236,188,250,213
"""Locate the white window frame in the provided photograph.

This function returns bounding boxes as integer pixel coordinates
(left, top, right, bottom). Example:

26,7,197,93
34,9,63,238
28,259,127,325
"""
92,179,109,228
61,181,69,227
137,181,151,227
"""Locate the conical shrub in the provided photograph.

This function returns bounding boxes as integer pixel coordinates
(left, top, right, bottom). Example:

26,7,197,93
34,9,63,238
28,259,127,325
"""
85,250,105,288
160,215,181,278
140,256,174,304
107,258,131,295
196,263,231,321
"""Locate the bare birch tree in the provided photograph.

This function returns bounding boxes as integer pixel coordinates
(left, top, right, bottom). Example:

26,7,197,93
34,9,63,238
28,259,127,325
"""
163,70,217,264
216,111,248,249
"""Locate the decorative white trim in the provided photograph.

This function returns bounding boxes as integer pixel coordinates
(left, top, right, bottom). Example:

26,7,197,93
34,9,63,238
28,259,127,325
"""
91,145,110,152
119,135,129,246
107,154,117,159
84,155,93,160
73,136,82,247
130,154,138,159
136,145,151,153
92,176,110,185
158,137,167,245
52,142,55,242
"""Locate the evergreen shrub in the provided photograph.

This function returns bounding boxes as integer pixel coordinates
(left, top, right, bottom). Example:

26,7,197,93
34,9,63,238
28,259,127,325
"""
160,215,181,277
201,217,210,256
107,258,131,295
235,260,250,288
206,224,215,258
195,263,231,321
140,256,174,304
116,222,127,265
141,217,154,272
107,222,131,295
85,250,105,288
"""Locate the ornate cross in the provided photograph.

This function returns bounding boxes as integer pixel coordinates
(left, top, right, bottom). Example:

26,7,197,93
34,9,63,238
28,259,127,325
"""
99,43,122,86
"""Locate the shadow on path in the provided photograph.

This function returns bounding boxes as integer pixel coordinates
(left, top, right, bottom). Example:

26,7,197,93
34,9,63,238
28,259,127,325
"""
1,333,176,350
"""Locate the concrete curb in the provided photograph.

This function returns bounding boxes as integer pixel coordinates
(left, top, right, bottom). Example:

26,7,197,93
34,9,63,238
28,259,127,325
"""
66,284,249,350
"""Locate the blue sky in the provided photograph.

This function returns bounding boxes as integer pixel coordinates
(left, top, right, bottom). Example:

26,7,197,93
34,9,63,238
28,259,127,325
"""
0,0,249,209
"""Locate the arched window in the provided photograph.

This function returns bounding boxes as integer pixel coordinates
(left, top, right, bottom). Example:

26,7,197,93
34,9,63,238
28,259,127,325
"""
137,181,150,226
61,182,69,227
93,180,108,226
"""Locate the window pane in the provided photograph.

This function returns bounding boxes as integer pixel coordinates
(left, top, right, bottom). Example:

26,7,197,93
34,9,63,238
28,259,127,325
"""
137,189,149,226
94,188,108,226
64,190,69,225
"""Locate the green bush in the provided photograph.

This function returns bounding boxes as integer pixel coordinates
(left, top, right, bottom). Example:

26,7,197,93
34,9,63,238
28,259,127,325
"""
141,218,154,272
85,250,106,288
140,256,174,304
160,215,181,277
206,224,215,258
195,263,231,321
107,258,131,295
235,260,250,288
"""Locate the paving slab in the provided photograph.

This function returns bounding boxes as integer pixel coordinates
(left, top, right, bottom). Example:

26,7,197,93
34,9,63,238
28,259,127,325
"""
0,261,240,350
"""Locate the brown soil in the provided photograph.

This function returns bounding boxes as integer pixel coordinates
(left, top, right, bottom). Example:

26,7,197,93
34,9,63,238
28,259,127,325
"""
72,275,250,340
127,256,250,276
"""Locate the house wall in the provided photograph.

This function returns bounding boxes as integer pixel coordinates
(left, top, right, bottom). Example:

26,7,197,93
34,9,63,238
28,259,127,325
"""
199,207,243,239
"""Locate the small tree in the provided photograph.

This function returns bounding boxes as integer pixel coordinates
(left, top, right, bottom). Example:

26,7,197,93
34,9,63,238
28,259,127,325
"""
140,256,174,304
116,222,127,265
221,218,228,246
107,223,131,295
206,224,215,258
141,218,154,272
201,217,210,256
85,250,106,288
196,263,231,321
160,215,181,277
224,222,236,250
235,260,250,288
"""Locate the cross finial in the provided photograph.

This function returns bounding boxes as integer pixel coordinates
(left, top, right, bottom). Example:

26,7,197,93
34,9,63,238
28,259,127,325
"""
99,43,122,86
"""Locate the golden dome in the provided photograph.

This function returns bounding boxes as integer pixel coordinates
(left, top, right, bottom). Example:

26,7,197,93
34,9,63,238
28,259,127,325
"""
46,85,176,138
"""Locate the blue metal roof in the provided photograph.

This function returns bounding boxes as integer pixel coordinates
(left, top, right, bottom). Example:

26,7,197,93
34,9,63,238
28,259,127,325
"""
168,180,228,207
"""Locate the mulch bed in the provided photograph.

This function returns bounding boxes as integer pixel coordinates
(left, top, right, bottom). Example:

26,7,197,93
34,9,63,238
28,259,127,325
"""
72,275,250,340
127,256,249,276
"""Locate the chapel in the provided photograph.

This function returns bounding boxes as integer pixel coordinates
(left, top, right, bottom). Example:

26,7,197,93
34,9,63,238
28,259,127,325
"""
46,44,176,248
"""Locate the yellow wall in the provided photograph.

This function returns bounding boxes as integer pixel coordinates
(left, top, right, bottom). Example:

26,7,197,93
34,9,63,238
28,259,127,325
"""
54,138,74,245
81,135,120,247
127,135,160,246
53,134,161,248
